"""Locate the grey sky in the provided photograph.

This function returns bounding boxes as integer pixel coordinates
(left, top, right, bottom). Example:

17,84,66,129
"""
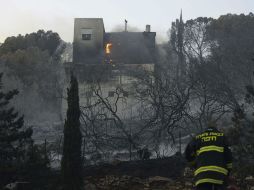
0,0,253,43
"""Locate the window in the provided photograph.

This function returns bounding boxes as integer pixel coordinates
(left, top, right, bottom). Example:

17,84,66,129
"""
82,34,91,40
81,28,93,40
108,91,114,97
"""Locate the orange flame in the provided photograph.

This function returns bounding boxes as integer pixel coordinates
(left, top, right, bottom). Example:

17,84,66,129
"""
106,43,112,54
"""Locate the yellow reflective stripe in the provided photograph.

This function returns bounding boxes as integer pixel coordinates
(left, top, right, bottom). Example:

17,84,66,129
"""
197,145,224,155
227,163,232,169
195,165,228,176
195,178,224,186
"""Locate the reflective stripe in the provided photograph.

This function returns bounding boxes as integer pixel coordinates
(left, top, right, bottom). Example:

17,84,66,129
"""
195,178,224,186
197,145,224,155
195,165,228,176
227,163,232,169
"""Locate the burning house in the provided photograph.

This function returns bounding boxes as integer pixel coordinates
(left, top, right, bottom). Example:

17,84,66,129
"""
72,18,156,65
63,18,156,119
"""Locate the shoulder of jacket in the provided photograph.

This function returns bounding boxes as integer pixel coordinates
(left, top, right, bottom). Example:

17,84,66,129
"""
195,128,225,139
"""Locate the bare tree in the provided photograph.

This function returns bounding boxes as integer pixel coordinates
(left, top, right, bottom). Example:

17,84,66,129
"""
184,60,242,132
184,78,231,131
183,17,214,65
172,16,242,131
133,67,191,157
80,83,143,161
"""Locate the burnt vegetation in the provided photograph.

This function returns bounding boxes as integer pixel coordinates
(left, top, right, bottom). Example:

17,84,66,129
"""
0,13,254,189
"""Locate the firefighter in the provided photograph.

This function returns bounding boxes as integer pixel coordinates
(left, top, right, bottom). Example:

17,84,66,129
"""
185,120,233,190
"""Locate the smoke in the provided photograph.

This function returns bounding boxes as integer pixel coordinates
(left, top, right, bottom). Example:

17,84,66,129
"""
110,24,142,32
156,33,168,44
0,60,64,143
110,24,168,44
60,42,73,63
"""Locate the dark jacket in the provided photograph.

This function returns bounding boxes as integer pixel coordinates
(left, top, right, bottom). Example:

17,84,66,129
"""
185,127,232,187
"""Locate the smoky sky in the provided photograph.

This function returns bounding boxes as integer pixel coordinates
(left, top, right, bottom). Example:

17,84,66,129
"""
0,0,253,44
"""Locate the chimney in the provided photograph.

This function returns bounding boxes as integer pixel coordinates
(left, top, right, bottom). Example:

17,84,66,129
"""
145,25,151,32
125,19,128,32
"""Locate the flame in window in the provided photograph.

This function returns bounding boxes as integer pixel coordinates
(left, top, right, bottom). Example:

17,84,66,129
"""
106,43,112,54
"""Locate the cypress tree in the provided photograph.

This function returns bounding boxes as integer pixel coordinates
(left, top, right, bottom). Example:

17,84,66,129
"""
177,10,185,77
61,74,83,190
169,10,185,80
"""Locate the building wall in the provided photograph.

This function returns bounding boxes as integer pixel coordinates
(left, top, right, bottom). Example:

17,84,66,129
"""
62,64,154,120
63,18,156,120
73,18,105,64
104,32,156,65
